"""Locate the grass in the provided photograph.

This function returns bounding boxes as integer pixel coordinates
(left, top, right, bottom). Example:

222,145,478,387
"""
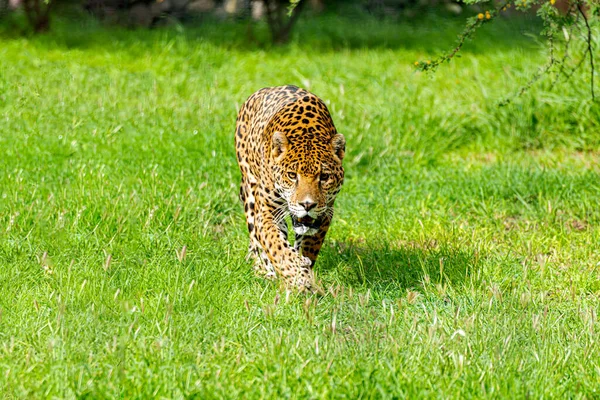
1,8,599,398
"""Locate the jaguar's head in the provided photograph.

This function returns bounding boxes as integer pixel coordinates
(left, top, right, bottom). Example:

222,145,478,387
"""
272,130,345,235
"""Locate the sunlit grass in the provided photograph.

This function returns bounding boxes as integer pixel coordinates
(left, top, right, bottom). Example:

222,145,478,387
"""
0,10,599,398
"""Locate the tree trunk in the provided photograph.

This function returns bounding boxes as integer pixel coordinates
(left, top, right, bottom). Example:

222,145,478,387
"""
0,0,9,19
264,0,305,44
23,0,52,33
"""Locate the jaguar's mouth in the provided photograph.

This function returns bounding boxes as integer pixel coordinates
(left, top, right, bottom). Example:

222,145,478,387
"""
291,215,322,235
296,216,316,226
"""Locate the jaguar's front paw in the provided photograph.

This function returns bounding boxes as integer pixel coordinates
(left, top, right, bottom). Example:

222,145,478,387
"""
253,253,277,280
296,279,325,295
254,263,277,280
289,257,323,295
300,256,312,268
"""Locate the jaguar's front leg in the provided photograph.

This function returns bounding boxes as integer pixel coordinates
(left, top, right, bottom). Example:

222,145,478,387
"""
240,177,276,278
255,200,318,292
256,206,288,281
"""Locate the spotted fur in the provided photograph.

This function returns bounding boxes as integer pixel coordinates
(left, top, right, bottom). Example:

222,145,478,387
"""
235,85,345,292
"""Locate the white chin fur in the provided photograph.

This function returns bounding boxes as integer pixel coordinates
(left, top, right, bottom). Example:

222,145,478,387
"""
293,225,310,235
293,226,317,236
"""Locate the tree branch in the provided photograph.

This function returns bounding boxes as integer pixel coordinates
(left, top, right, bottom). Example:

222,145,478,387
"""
577,1,595,100
415,2,509,72
549,23,574,91
500,33,557,106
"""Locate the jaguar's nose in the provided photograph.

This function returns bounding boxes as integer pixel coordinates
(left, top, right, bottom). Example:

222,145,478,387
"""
300,200,317,212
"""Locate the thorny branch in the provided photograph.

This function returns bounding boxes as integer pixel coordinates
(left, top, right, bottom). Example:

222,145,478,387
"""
415,0,598,103
549,7,576,90
415,2,509,72
500,34,558,105
577,1,595,100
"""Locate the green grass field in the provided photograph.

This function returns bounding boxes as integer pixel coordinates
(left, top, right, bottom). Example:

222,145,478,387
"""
1,10,599,398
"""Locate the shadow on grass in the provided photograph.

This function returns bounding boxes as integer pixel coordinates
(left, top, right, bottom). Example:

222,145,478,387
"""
0,7,542,56
319,238,480,292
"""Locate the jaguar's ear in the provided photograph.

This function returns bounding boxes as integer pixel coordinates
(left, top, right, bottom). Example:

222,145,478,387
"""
272,131,288,159
331,133,346,161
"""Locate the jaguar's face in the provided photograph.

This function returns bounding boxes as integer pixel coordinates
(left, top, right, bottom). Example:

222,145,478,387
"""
272,131,345,234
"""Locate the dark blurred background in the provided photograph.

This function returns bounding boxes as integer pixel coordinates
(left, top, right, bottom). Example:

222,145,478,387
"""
0,0,546,41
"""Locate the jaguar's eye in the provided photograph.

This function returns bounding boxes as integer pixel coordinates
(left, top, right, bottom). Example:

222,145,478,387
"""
320,173,330,182
287,172,297,181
